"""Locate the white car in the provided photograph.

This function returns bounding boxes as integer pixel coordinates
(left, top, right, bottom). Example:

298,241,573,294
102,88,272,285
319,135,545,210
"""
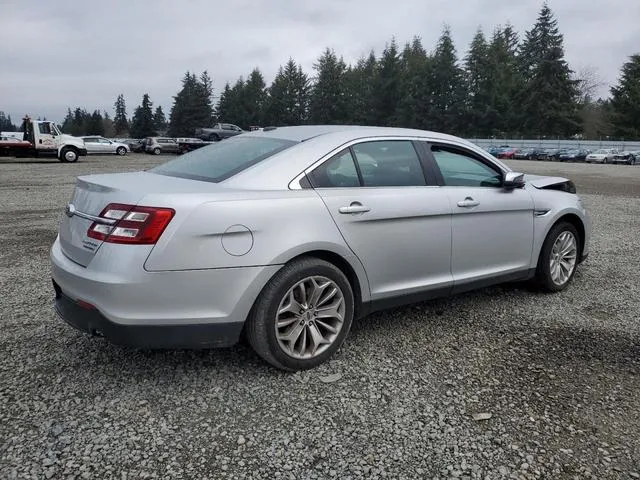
82,136,129,156
585,149,617,164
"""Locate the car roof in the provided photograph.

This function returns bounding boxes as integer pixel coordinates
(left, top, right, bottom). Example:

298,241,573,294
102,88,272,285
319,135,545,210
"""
242,125,467,144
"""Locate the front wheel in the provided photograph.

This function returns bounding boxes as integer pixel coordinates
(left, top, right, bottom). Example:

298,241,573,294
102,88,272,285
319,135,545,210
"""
60,147,78,163
116,146,127,156
246,257,354,371
535,222,580,292
153,147,161,155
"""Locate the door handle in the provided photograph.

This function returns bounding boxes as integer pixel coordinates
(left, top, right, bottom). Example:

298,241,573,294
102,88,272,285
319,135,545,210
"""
339,202,370,214
457,197,480,208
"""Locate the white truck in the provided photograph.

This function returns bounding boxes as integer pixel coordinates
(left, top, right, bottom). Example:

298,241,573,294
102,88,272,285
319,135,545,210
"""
0,116,87,162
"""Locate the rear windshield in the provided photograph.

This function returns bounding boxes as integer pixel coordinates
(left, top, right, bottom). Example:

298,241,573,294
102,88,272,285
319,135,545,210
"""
150,136,297,183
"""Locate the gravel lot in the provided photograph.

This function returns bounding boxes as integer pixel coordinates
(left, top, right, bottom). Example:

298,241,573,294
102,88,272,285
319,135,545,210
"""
1,154,639,479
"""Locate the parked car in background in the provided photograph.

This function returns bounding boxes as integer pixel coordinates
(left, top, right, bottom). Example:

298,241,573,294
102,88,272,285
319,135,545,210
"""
195,123,245,141
145,137,180,155
513,148,544,160
51,125,590,371
558,149,589,162
612,151,638,165
585,149,617,164
497,147,518,159
82,137,129,156
129,139,146,153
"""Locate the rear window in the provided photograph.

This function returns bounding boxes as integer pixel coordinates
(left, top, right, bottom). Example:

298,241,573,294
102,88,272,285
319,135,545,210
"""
150,136,297,183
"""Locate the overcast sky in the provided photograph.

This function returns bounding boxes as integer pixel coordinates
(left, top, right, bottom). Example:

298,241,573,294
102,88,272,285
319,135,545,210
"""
2,0,638,125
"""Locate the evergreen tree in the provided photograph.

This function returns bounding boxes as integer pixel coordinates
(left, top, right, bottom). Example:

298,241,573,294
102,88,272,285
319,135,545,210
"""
153,106,167,133
518,5,580,136
610,54,640,138
263,59,310,126
102,110,115,138
371,39,402,126
308,48,349,124
396,38,430,129
242,68,267,128
485,24,523,136
130,94,156,138
61,109,74,134
87,110,105,135
113,94,129,135
0,111,17,131
424,27,466,133
344,51,377,125
168,71,215,136
464,29,491,135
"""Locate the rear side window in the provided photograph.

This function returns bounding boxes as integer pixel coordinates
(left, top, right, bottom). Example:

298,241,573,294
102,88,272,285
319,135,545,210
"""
308,149,360,188
352,141,426,187
151,136,296,183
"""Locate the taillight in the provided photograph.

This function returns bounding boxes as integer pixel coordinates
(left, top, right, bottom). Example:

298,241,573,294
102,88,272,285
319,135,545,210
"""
87,203,175,244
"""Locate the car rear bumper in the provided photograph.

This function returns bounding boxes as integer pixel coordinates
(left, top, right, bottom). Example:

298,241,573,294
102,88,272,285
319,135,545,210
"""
50,237,281,348
54,285,243,348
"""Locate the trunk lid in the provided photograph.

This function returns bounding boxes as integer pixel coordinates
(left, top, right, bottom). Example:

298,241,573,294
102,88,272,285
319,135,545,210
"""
58,171,221,266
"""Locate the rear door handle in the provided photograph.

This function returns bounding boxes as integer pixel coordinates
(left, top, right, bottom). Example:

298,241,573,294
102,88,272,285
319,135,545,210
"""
339,202,370,214
457,197,480,208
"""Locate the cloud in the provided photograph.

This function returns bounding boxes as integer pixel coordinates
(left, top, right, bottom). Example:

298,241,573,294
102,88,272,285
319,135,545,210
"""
1,0,638,124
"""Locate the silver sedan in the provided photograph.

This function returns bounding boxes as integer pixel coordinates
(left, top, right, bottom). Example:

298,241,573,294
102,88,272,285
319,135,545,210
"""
82,136,129,156
52,126,591,370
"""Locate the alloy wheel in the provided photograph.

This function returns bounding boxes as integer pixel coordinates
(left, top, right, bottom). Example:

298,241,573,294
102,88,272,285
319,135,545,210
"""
549,231,577,286
275,276,345,359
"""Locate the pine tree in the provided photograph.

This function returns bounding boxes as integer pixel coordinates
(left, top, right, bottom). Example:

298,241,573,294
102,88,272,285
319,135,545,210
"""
425,27,466,133
87,110,105,135
610,54,640,138
518,5,580,136
344,51,377,125
308,49,349,124
396,38,430,129
130,94,156,138
464,29,491,135
242,68,267,128
0,111,17,131
263,59,310,126
485,24,523,136
153,106,167,133
113,94,129,135
168,71,215,136
371,39,402,126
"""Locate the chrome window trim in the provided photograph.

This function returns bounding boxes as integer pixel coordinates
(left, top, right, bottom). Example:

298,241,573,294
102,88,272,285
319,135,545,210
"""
288,135,509,190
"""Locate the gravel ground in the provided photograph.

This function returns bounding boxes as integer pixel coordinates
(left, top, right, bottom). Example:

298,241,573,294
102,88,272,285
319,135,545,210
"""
1,154,639,479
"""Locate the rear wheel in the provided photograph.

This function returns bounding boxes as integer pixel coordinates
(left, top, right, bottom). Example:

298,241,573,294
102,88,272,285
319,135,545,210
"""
209,133,220,142
60,147,78,163
535,222,580,292
246,257,354,371
116,146,126,156
153,147,161,155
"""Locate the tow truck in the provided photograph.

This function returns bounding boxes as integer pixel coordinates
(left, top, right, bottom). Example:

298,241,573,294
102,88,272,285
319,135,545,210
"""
0,116,87,162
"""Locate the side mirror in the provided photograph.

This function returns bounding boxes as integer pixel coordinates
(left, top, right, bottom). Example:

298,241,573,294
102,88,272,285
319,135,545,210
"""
503,171,525,189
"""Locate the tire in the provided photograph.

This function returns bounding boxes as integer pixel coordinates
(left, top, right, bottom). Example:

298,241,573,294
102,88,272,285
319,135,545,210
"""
603,157,608,164
209,133,220,142
246,257,355,371
60,147,78,163
535,221,580,293
116,146,127,156
153,147,161,155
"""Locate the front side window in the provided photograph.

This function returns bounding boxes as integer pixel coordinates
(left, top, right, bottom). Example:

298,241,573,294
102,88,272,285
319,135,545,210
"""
307,149,360,188
352,140,426,187
151,136,296,183
431,146,502,187
38,123,51,135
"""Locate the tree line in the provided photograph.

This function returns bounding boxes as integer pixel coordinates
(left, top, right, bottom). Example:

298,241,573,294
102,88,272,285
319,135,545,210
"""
3,5,638,140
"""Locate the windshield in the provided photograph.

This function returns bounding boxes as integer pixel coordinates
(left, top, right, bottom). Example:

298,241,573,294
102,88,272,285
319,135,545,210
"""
594,149,609,154
150,136,297,183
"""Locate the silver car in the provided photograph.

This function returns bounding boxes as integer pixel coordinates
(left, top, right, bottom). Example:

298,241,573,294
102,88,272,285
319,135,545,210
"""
82,136,129,156
51,126,591,370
